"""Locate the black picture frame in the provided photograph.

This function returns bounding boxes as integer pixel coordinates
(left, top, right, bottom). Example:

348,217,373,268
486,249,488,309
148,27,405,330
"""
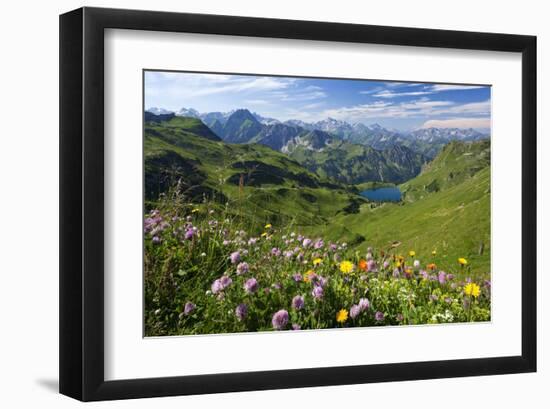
59,6,537,401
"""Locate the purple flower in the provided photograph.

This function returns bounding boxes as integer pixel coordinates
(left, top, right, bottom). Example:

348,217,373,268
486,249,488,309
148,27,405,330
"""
350,305,361,319
211,279,223,294
444,297,453,304
152,236,161,244
292,273,303,282
312,285,324,300
296,253,304,263
438,271,447,285
271,247,282,257
272,309,289,330
396,313,404,322
302,238,312,248
292,323,301,330
236,262,249,275
392,268,400,278
244,278,259,294
358,298,370,311
272,282,282,290
420,270,429,280
383,260,390,269
429,294,438,301
248,237,258,246
184,228,195,240
313,239,324,249
183,302,195,315
229,251,241,264
235,303,248,321
283,250,294,258
222,239,231,246
446,274,455,281
367,259,377,272
328,243,338,252
375,311,385,322
220,275,233,289
292,295,305,310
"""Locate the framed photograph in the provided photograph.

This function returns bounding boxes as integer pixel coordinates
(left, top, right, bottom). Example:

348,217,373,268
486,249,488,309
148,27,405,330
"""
60,7,537,401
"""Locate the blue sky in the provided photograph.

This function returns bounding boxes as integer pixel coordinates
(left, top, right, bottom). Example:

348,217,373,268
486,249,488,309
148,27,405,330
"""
144,71,491,131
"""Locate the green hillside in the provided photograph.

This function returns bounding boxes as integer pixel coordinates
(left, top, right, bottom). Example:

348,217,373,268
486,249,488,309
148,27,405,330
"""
145,116,366,240
320,140,491,277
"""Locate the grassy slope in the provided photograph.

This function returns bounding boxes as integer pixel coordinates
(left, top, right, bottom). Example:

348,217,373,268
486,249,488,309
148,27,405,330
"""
145,117,366,239
321,141,491,278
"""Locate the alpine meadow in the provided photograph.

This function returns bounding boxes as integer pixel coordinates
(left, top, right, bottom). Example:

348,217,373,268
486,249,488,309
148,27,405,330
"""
143,71,492,336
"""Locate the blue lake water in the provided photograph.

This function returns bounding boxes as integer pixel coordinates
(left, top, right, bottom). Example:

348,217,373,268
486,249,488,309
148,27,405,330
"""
360,187,402,202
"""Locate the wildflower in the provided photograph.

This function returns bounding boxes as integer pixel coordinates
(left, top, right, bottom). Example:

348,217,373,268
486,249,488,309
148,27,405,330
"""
375,311,385,322
222,239,231,246
272,309,289,330
427,263,437,270
292,323,301,330
265,223,272,229
272,282,282,290
248,237,258,245
152,236,161,244
261,232,268,238
464,282,481,298
191,208,200,213
367,259,377,272
432,250,437,256
235,303,248,321
413,260,420,269
392,268,400,278
283,250,294,258
292,295,305,310
271,247,282,257
313,239,324,249
429,294,438,302
383,260,390,269
220,275,232,289
328,243,338,252
438,271,446,285
458,257,468,266
183,302,195,316
446,273,455,281
313,258,323,266
184,228,195,240
339,260,354,274
244,278,259,294
312,285,324,300
396,313,404,322
358,298,370,311
230,251,241,264
404,268,413,278
302,238,312,248
304,270,315,283
296,253,305,263
358,259,368,271
336,309,349,323
292,273,302,282
409,250,416,257
350,305,361,319
236,262,249,275
211,279,223,294
200,252,206,257
420,270,429,280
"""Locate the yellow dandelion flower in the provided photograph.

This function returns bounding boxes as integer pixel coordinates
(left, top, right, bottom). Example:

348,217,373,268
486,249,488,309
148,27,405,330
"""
336,309,349,323
313,258,323,266
464,282,481,298
261,232,268,238
409,250,416,257
264,223,272,229
432,250,437,256
339,260,354,274
458,257,468,266
191,208,200,213
395,261,402,268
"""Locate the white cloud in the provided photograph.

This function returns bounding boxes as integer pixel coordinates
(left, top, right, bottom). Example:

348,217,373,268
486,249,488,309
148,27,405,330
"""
430,84,487,92
421,117,491,129
372,90,434,98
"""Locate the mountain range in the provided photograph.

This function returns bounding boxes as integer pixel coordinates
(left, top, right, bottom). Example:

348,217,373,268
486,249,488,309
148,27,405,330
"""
146,106,489,159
